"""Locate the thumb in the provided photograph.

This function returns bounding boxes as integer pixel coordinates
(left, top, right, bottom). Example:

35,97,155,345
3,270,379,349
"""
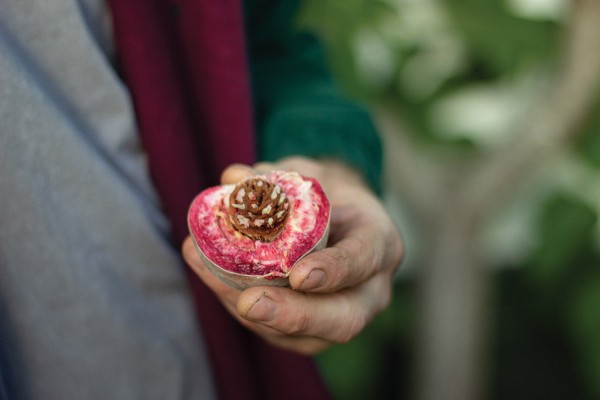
220,163,255,185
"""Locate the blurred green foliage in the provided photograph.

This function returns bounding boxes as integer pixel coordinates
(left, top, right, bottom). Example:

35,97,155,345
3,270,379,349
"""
493,192,600,400
299,0,600,398
443,0,558,75
577,93,600,169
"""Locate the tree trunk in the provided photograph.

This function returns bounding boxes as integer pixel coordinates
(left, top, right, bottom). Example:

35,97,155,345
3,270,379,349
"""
414,199,490,400
377,3,600,399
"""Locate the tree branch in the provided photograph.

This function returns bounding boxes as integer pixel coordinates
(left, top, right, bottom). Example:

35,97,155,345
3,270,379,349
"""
464,0,600,220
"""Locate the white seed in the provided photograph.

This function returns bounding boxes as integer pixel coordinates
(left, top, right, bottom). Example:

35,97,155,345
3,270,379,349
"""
257,181,263,187
236,215,250,228
261,204,272,215
254,219,265,227
276,210,285,219
236,188,245,203
248,191,256,201
268,217,274,226
278,193,285,204
271,185,280,199
252,204,258,209
231,203,245,210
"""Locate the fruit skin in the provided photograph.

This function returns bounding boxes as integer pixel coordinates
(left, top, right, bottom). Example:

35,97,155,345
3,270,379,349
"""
187,171,331,290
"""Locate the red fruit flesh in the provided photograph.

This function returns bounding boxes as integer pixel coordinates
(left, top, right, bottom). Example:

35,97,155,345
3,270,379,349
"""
187,171,330,287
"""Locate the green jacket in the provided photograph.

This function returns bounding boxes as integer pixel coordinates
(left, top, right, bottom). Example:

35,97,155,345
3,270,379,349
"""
246,0,383,192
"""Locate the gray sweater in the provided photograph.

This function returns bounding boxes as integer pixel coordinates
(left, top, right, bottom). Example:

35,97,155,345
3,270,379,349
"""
0,0,216,398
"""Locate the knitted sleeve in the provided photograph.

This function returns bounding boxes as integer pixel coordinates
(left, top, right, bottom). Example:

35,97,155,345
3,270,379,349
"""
244,0,383,192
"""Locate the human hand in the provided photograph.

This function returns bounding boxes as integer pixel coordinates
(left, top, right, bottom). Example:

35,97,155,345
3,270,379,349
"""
182,156,404,355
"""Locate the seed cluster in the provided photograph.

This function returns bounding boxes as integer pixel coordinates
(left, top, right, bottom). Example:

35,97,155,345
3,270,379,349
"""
228,178,290,242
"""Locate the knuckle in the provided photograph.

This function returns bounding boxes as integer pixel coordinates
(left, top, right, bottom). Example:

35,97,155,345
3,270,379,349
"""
330,246,352,268
387,229,405,271
336,313,367,344
367,274,393,315
366,247,380,276
341,237,377,279
334,303,368,344
284,310,310,336
376,283,392,313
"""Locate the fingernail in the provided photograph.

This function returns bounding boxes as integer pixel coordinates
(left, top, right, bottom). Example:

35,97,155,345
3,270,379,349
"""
245,295,278,322
299,269,326,290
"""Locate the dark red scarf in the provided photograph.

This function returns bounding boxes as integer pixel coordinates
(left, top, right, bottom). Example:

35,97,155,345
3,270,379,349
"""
106,0,330,398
